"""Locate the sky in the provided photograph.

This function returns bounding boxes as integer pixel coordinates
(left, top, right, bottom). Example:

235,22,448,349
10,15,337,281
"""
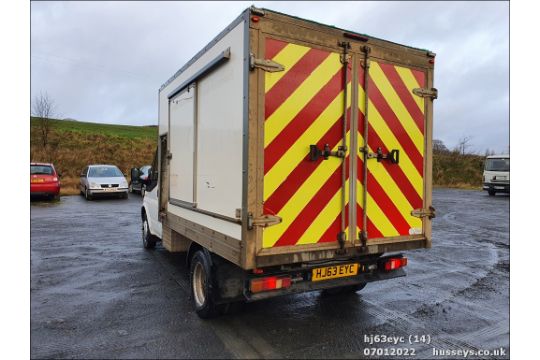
30,1,509,154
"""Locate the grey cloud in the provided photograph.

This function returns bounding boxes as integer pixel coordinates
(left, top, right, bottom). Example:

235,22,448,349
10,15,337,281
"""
31,1,509,153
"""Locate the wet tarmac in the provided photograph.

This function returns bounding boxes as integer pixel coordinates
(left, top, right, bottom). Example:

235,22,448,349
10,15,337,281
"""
31,189,509,359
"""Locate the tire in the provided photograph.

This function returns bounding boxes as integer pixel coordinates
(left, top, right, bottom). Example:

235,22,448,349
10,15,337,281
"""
84,187,92,201
142,214,156,249
488,190,496,196
190,251,220,318
322,283,367,295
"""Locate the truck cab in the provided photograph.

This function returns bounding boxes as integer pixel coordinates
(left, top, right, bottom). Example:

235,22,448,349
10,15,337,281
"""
483,155,510,196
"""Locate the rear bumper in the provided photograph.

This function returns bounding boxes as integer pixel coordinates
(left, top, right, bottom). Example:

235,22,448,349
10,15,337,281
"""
212,254,407,304
30,184,60,196
247,267,405,302
88,188,128,196
483,182,510,193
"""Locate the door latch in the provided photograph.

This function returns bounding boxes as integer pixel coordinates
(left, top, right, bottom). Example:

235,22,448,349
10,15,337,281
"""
363,147,400,164
309,144,346,161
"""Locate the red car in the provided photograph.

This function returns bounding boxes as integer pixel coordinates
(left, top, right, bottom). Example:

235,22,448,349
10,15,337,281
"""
30,162,61,200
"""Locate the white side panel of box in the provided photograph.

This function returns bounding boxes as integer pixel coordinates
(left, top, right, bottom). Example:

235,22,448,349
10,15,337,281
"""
195,37,243,218
169,86,195,203
159,19,245,236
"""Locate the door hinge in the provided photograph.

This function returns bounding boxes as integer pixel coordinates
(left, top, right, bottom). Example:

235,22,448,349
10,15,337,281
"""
250,54,285,72
411,206,436,219
247,213,282,230
413,87,438,100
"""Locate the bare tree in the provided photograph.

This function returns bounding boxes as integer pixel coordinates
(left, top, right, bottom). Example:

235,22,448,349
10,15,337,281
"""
433,139,449,153
457,136,472,155
32,92,56,147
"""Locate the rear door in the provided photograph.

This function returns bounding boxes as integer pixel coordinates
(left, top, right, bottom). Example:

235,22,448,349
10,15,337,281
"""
261,37,351,250
357,58,427,243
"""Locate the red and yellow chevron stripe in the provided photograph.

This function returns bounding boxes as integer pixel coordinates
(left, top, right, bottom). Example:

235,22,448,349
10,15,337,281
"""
262,37,427,249
263,38,351,248
357,61,426,239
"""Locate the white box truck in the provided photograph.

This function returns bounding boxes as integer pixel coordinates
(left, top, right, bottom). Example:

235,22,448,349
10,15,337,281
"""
141,6,437,317
483,154,510,196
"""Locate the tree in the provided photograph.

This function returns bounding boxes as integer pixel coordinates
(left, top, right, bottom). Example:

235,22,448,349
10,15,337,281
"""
32,92,56,147
433,139,449,153
456,136,472,155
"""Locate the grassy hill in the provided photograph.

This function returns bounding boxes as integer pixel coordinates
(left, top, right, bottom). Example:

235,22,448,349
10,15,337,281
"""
31,117,485,195
31,117,158,195
432,151,484,189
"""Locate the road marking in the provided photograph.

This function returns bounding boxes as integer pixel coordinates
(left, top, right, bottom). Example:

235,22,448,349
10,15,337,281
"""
211,318,280,359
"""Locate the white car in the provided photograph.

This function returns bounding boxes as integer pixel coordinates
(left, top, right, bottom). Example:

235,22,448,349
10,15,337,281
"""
80,164,129,200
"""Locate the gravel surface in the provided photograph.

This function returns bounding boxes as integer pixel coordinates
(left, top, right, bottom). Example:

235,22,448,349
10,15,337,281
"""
31,189,509,359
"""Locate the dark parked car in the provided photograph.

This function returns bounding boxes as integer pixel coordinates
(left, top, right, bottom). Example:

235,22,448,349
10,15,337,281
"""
130,165,151,196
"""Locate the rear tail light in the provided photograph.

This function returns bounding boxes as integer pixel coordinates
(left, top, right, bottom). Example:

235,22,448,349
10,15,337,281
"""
250,276,291,293
53,177,58,182
383,257,407,271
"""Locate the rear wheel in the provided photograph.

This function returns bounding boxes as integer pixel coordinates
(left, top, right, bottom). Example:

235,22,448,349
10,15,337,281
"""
488,190,496,196
142,214,156,249
190,251,220,318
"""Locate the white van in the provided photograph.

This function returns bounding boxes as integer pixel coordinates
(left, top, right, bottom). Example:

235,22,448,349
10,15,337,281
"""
483,155,510,196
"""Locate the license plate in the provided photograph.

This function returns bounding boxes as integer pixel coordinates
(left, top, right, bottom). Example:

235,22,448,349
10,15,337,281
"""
312,263,358,282
31,178,44,183
495,186,505,189
103,187,116,192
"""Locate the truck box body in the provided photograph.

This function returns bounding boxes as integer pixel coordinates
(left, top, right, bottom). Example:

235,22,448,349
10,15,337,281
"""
156,7,436,272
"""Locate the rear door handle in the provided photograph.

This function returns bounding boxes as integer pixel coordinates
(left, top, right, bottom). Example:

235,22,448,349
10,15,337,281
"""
309,144,346,161
364,147,399,164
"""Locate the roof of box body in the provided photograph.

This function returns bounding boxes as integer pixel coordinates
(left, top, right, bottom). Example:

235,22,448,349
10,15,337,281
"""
263,7,430,53
159,6,431,91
